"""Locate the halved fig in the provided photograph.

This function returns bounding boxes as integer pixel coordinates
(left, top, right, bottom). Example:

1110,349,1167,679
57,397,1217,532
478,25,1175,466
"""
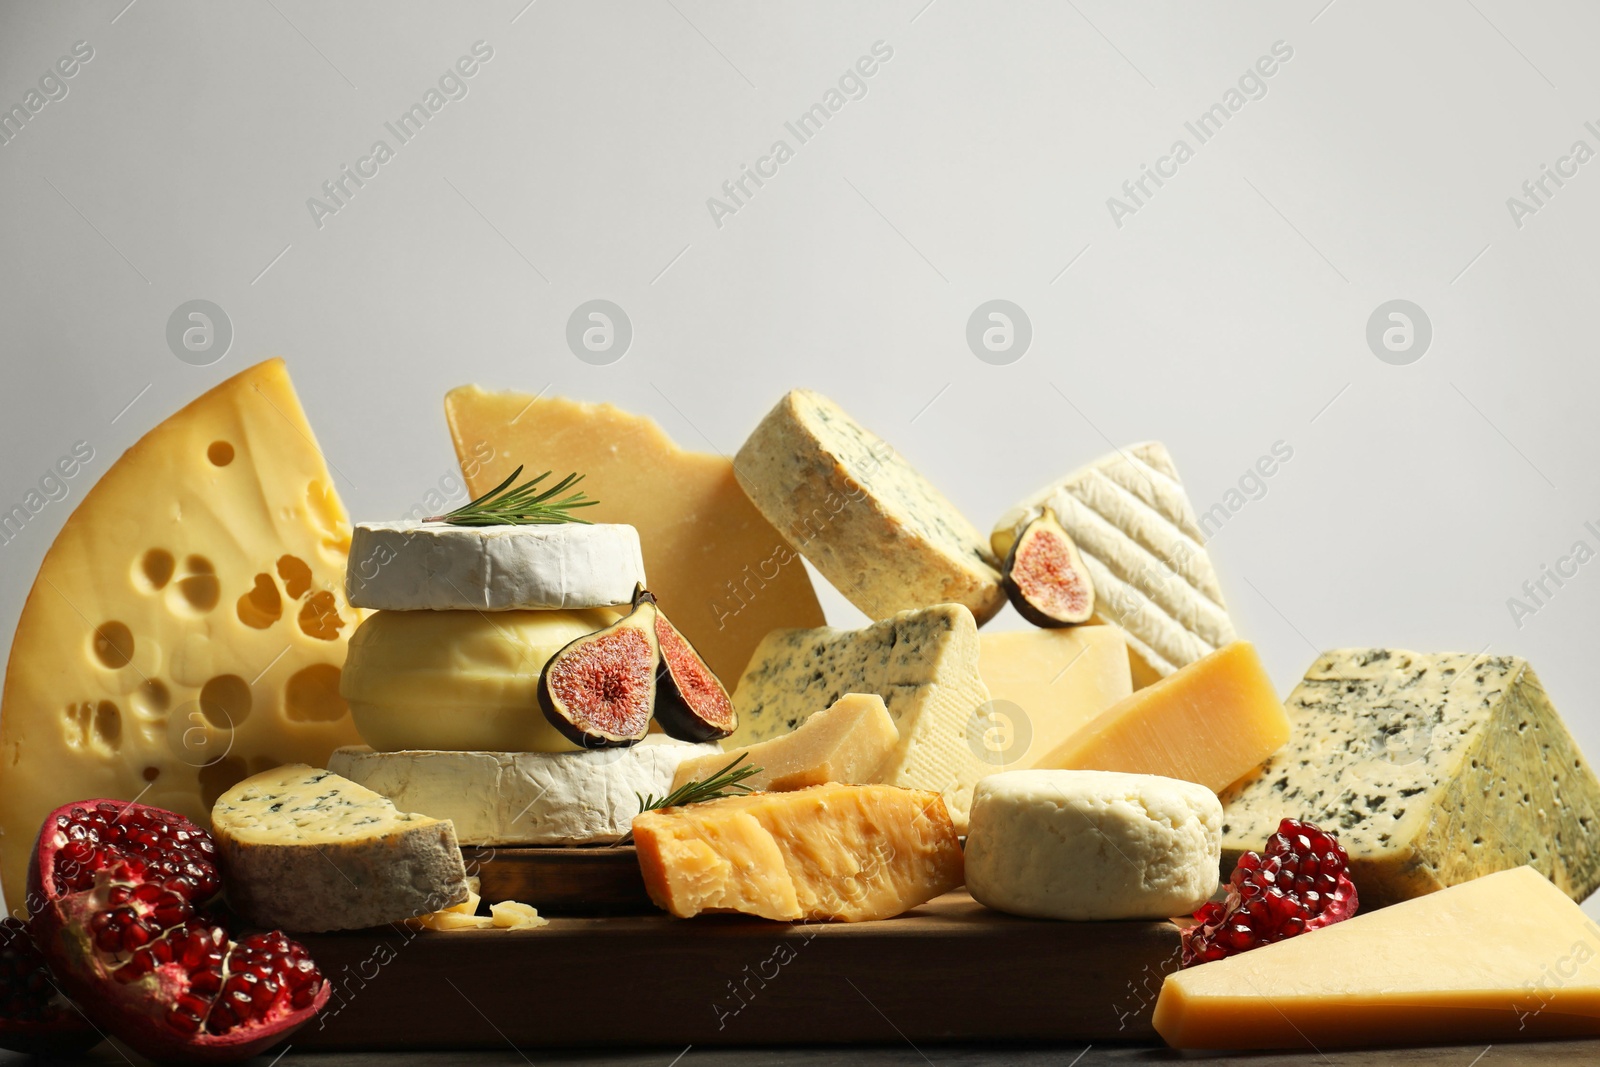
642,590,737,742
538,595,660,748
1001,509,1095,627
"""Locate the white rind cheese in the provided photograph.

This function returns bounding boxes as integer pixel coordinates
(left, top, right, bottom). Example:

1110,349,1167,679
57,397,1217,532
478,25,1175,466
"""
212,765,469,932
346,521,645,611
326,737,721,845
735,389,1004,625
991,442,1235,685
729,605,994,828
966,770,1222,921
1219,649,1600,907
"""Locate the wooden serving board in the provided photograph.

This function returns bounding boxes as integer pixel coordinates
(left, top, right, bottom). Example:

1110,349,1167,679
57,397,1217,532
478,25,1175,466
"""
293,891,1181,1050
466,845,653,915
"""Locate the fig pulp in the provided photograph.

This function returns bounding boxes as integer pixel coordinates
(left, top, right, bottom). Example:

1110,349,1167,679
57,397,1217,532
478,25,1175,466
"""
645,592,737,742
538,595,660,748
1001,509,1095,627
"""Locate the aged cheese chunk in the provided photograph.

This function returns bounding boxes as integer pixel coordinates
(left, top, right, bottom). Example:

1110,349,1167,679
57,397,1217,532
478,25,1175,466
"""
489,901,548,930
1040,641,1289,794
992,442,1236,686
410,881,490,931
670,693,897,793
966,770,1221,921
734,389,1004,624
1219,649,1600,907
340,607,619,752
1154,867,1600,1049
632,783,965,922
0,359,363,910
728,605,994,827
213,765,469,932
326,736,721,844
444,388,824,681
975,628,1133,770
346,521,645,611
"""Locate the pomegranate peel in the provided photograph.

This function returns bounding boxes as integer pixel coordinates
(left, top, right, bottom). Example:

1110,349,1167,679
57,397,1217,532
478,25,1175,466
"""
26,799,329,1064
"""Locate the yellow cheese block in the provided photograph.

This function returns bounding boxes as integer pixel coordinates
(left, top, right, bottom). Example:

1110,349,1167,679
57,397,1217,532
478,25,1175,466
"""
669,693,898,793
1039,641,1289,793
975,627,1133,770
0,360,363,909
1154,866,1600,1048
339,607,619,752
444,388,824,681
633,783,965,922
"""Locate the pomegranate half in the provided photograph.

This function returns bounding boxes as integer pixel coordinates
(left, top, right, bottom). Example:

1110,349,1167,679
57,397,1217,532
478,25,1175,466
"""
26,799,329,1064
0,916,99,1056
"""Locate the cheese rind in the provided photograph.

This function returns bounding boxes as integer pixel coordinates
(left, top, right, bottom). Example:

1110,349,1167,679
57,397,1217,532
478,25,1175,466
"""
670,693,897,793
991,443,1235,685
1040,641,1290,794
734,389,1004,625
1154,866,1600,1049
632,783,965,922
346,521,646,611
966,770,1221,921
976,628,1133,770
212,765,469,932
0,359,363,910
729,605,995,827
1219,648,1600,907
339,607,620,752
444,388,824,681
326,737,721,845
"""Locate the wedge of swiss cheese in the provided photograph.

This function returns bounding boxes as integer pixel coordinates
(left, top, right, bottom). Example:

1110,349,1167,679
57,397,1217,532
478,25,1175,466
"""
992,442,1235,687
632,783,964,921
444,388,823,681
729,605,994,828
0,360,362,910
735,389,1004,625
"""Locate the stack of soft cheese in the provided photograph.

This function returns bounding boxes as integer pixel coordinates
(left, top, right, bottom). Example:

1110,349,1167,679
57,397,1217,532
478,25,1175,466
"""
329,520,721,844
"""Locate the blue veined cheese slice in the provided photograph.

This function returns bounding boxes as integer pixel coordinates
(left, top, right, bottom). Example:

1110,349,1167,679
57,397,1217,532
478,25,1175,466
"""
992,442,1235,686
734,389,1004,625
212,765,469,932
728,604,993,828
1218,649,1600,907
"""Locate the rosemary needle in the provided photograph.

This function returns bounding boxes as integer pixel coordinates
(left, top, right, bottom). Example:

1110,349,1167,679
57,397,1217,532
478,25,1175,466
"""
615,753,763,846
425,464,597,526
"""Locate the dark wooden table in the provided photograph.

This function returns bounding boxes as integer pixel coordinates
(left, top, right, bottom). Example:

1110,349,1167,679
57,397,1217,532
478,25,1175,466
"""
7,1039,1597,1065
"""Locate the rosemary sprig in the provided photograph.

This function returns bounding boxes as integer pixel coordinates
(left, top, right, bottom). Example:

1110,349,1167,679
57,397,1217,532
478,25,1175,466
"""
615,753,763,845
426,465,597,526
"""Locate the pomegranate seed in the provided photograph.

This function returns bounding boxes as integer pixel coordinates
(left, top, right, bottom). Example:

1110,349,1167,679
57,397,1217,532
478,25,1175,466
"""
1181,818,1360,967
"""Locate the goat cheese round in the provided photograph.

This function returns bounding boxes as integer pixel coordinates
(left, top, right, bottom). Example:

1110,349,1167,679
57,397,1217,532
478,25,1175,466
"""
346,521,647,611
326,737,722,845
965,769,1222,921
341,607,620,752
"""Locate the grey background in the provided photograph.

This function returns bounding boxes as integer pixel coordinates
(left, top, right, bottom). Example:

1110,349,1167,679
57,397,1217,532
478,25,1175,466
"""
1,1,1597,917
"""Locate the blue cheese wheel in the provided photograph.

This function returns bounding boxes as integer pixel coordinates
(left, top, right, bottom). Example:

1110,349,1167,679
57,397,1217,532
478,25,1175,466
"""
734,389,1003,624
1219,649,1600,907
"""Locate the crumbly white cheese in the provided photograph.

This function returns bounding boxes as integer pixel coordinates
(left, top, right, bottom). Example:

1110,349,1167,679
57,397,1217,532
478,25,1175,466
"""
729,604,994,828
346,521,646,611
965,769,1221,921
1219,648,1600,907
735,389,1004,624
212,765,469,932
991,442,1235,683
326,736,721,845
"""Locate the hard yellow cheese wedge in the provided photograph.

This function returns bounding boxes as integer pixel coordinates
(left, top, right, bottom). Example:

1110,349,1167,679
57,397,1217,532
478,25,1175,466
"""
669,693,898,793
975,627,1132,770
0,360,362,909
1155,866,1600,1049
444,388,824,681
633,784,964,922
1039,641,1289,793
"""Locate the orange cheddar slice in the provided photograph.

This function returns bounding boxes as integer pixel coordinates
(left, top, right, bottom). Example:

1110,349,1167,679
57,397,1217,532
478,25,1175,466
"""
632,784,964,922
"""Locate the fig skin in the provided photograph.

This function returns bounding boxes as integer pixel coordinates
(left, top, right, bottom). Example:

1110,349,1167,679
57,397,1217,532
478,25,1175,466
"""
1001,510,1095,628
537,598,660,749
649,605,737,743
